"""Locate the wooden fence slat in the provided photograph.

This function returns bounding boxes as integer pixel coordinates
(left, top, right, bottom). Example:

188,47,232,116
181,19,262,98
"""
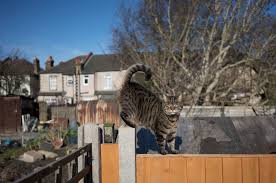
223,157,242,183
206,157,222,183
101,144,119,183
169,157,187,183
147,157,170,183
242,157,259,183
136,157,145,183
260,157,276,183
187,157,205,183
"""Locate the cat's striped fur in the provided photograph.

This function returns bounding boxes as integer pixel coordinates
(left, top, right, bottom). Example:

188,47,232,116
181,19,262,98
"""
119,64,183,155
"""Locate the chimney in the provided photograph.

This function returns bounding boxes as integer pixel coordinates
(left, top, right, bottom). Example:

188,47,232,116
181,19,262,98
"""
75,58,82,74
33,57,40,75
45,56,54,71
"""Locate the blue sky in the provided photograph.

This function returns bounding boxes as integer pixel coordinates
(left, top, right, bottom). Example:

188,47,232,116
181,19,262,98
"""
0,0,135,67
0,0,275,68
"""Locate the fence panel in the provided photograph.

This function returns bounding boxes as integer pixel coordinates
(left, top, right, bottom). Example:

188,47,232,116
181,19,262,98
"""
101,144,119,183
259,157,276,183
222,157,242,183
98,143,276,183
242,157,259,183
205,158,222,183
136,155,276,183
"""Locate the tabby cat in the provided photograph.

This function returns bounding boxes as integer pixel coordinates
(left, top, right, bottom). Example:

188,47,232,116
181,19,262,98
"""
119,64,183,155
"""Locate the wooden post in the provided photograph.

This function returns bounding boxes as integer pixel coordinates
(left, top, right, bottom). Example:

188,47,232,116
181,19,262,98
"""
119,127,136,183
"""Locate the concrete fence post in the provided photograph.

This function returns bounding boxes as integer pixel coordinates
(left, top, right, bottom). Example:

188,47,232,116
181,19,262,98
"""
83,123,101,183
119,127,136,183
77,125,84,183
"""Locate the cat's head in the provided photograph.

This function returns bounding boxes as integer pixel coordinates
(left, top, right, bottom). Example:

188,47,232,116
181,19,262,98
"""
161,94,183,117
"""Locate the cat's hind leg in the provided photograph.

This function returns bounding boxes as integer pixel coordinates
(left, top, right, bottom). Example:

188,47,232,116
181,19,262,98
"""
120,111,136,128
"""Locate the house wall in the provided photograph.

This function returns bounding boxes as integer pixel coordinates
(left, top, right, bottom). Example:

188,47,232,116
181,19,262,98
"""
63,75,74,98
80,74,95,101
94,71,126,91
40,73,63,92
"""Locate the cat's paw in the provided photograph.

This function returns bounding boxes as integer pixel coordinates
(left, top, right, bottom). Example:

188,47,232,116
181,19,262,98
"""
170,149,179,154
159,149,168,155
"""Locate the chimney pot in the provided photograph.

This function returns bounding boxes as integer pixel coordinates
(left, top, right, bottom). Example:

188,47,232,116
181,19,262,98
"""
45,56,54,71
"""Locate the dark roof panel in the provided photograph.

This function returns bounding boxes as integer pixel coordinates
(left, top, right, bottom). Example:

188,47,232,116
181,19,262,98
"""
40,54,134,75
82,54,124,74
41,55,86,74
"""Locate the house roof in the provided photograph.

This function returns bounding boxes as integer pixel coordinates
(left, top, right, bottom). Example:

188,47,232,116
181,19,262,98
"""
40,55,87,75
41,54,133,75
82,54,128,74
0,57,41,75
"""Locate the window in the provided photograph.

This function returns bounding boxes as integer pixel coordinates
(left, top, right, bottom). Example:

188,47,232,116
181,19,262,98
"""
49,75,57,91
67,76,73,86
104,73,112,90
83,75,89,86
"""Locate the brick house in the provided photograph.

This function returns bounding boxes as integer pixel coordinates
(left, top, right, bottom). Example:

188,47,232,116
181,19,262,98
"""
38,53,131,104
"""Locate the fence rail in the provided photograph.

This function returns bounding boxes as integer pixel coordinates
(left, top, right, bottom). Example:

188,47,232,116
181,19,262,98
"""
15,143,92,183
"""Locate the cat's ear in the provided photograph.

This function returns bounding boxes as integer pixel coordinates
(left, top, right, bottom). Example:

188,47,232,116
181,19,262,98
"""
163,95,169,102
177,94,183,103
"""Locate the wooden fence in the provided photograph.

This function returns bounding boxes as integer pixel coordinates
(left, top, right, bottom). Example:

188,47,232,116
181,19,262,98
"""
136,154,276,183
15,143,92,183
101,144,119,183
100,144,276,183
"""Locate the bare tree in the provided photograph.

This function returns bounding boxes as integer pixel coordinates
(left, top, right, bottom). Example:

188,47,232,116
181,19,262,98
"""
113,0,276,105
0,50,30,96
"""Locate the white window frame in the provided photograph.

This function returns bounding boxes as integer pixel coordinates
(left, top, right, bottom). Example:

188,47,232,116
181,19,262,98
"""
104,73,112,90
83,75,89,86
49,75,58,91
67,76,73,86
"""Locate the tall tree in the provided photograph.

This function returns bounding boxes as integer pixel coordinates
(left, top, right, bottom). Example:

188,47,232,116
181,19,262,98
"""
113,0,276,105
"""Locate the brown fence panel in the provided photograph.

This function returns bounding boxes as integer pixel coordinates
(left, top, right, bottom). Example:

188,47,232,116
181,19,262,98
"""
101,144,119,183
242,157,259,183
187,157,205,183
259,157,276,183
136,155,276,183
98,146,276,183
206,158,222,183
222,157,242,183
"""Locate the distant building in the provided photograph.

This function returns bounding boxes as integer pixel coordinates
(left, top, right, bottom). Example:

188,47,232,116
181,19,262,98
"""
38,53,132,104
0,57,41,98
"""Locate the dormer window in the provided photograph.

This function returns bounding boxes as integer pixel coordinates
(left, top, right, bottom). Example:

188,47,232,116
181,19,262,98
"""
83,75,89,86
104,73,112,90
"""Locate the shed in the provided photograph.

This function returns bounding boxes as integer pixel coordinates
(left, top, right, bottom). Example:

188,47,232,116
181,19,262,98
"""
0,96,37,134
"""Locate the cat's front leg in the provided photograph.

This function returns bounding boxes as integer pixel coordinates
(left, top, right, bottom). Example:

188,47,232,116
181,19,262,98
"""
156,133,168,155
167,132,179,154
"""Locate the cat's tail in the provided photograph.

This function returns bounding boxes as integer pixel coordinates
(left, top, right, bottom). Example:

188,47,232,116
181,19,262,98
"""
122,64,152,86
